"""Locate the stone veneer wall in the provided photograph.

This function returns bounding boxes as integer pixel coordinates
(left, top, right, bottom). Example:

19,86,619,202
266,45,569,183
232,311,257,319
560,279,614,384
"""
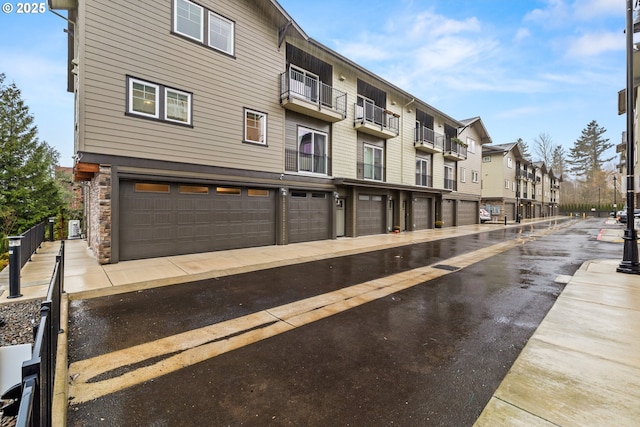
88,165,112,264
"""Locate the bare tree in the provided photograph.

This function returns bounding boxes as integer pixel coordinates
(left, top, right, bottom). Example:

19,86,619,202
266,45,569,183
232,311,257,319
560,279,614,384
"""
533,132,554,166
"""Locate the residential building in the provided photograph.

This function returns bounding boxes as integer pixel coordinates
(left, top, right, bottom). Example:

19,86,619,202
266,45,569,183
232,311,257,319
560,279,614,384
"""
53,0,489,264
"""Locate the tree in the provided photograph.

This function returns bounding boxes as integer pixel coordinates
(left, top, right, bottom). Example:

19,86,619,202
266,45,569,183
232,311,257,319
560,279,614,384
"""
0,73,61,236
516,137,532,161
567,120,614,181
533,132,555,166
551,145,566,178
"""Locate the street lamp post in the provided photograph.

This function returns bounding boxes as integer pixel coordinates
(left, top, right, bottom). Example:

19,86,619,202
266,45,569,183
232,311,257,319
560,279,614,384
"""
614,175,617,211
618,0,640,274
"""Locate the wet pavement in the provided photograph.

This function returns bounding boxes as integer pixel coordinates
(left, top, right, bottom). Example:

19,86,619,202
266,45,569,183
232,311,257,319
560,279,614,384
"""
65,218,622,426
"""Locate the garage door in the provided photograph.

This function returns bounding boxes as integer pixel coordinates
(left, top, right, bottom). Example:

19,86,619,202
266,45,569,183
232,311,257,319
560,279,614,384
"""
458,201,478,225
413,197,432,230
357,194,385,236
442,199,454,226
119,181,276,261
289,191,331,243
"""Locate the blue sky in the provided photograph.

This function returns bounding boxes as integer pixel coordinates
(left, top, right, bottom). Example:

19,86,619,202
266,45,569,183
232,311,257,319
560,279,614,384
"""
0,0,627,167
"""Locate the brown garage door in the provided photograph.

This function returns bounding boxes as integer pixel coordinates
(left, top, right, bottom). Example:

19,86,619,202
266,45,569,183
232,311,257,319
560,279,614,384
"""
413,197,432,230
119,181,276,261
357,194,385,236
458,201,478,225
442,199,454,226
288,191,331,243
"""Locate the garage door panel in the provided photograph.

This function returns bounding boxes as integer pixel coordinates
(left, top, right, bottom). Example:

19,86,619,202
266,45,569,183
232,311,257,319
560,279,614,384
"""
458,201,477,226
357,195,385,236
120,181,276,261
414,198,432,230
289,193,330,244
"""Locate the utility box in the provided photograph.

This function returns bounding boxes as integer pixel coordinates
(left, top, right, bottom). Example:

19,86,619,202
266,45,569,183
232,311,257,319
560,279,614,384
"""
68,220,81,239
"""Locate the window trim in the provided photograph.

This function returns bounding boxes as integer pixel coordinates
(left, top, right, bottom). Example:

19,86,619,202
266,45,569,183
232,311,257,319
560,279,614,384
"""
165,87,192,125
297,126,328,175
174,0,204,42
126,76,193,127
363,143,384,181
208,10,235,55
129,78,159,119
244,108,268,145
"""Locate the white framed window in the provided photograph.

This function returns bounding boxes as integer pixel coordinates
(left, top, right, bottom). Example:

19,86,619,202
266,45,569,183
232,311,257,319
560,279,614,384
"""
165,88,191,124
460,167,466,183
244,109,267,144
507,157,513,168
467,137,476,154
174,0,203,42
512,182,516,192
209,11,234,55
483,156,491,163
130,79,159,119
298,127,327,175
364,144,384,181
127,76,193,126
505,179,510,189
472,170,479,183
416,158,430,186
444,165,455,190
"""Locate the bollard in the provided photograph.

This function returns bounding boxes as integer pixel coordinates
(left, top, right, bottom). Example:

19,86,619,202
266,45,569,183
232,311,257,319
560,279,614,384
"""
504,216,507,226
7,236,24,299
48,217,56,241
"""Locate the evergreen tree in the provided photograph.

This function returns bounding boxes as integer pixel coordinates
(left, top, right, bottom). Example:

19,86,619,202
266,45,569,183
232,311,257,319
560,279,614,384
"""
516,137,532,161
0,73,61,235
551,145,566,178
567,120,614,181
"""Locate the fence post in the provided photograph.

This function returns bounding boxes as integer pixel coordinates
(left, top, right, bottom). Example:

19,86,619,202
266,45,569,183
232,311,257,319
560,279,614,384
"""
48,217,55,242
7,236,24,299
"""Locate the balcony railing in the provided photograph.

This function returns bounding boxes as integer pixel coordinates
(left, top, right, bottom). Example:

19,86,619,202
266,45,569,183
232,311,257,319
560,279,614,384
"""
444,178,457,191
357,161,385,181
443,138,467,160
285,148,330,175
280,69,347,120
414,126,444,153
354,100,399,137
415,173,433,187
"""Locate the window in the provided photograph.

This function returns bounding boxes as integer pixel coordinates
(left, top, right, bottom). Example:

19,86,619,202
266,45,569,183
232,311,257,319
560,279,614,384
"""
209,11,234,54
217,187,241,195
130,79,159,118
244,109,267,144
507,157,513,168
174,0,203,42
165,88,191,124
248,189,269,197
298,127,327,174
472,170,479,183
416,158,430,186
444,165,455,190
127,76,192,125
467,137,476,154
180,185,208,194
505,180,510,189
364,144,383,181
483,156,491,163
460,167,466,183
173,0,235,56
135,183,170,193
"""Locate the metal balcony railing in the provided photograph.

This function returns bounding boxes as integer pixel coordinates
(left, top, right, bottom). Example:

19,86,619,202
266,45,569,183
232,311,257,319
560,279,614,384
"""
280,69,347,116
358,161,385,181
285,148,330,175
414,126,445,151
444,138,467,159
415,173,433,187
354,100,399,134
444,178,457,191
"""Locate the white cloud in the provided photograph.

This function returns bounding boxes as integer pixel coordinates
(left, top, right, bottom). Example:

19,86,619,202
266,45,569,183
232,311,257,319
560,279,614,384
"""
571,0,622,20
563,31,623,57
515,28,532,42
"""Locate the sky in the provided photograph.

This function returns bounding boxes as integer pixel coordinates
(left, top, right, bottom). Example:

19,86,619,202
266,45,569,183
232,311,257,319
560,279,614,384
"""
0,0,629,167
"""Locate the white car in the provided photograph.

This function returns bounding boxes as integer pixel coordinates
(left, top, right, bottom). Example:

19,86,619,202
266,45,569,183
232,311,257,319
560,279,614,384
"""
479,209,491,223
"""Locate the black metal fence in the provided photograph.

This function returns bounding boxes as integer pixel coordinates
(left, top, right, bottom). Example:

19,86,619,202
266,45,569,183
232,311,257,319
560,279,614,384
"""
17,221,47,269
15,240,65,427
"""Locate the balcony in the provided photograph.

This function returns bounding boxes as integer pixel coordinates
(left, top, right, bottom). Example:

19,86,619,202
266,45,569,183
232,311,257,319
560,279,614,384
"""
285,148,330,175
414,126,444,153
443,137,467,161
444,178,457,191
280,69,347,122
354,100,399,139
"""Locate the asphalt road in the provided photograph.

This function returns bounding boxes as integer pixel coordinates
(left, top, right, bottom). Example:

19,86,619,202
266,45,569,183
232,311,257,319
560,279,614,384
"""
66,217,621,426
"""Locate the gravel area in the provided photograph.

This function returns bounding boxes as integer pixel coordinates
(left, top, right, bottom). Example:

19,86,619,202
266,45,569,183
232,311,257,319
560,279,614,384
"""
0,299,41,426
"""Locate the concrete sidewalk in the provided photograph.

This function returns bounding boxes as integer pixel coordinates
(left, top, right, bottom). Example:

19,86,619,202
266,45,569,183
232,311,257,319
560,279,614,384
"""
2,217,639,425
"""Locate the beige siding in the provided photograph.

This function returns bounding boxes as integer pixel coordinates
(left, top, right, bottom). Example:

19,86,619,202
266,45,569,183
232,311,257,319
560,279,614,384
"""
456,130,483,197
79,0,285,172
